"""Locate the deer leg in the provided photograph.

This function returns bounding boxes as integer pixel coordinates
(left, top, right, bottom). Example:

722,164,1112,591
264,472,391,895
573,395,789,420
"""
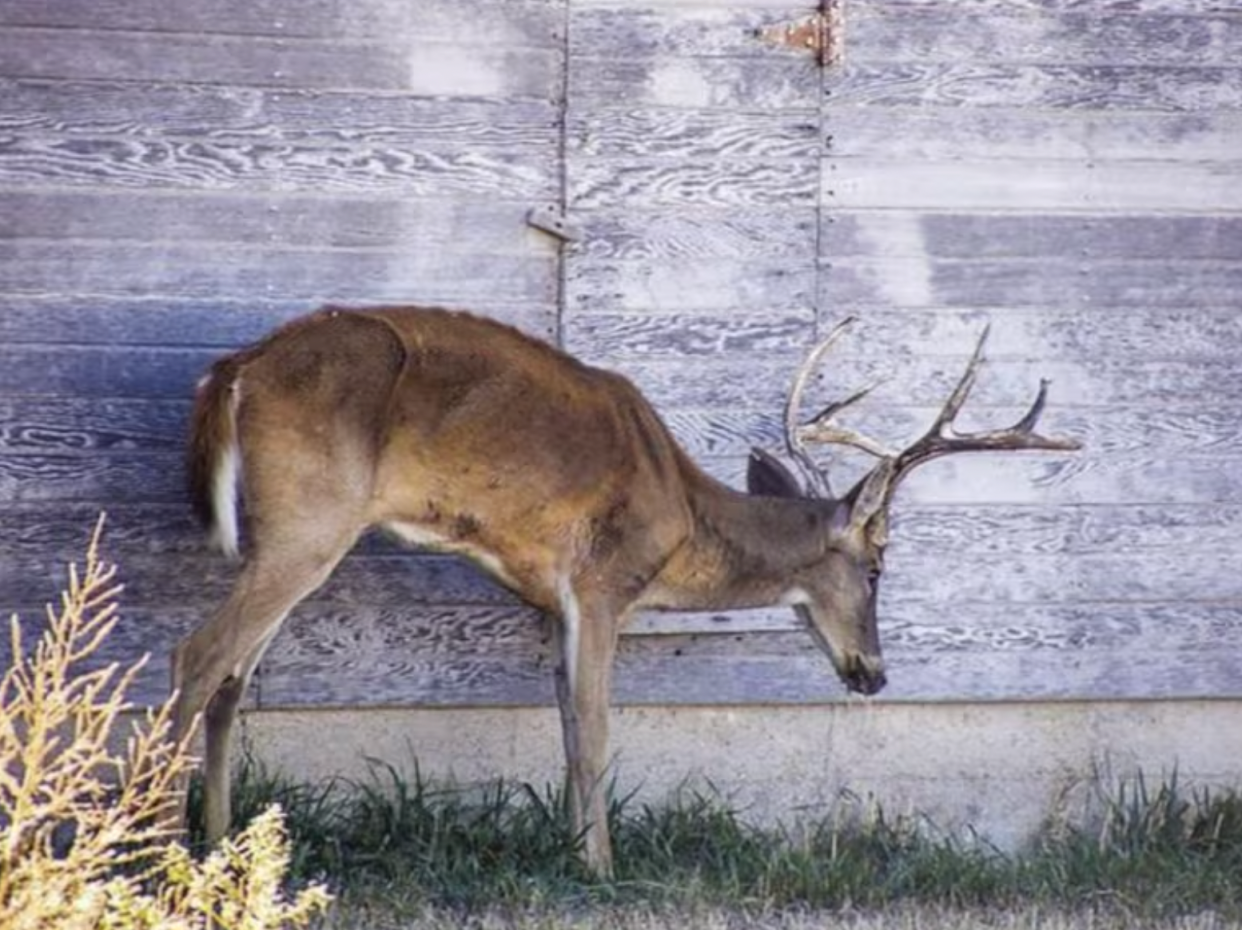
170,544,352,844
551,589,620,878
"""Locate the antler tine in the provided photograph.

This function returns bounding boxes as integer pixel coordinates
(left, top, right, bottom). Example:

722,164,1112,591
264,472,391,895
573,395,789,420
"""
927,321,989,436
784,318,895,497
799,382,896,459
891,325,1083,483
783,317,857,497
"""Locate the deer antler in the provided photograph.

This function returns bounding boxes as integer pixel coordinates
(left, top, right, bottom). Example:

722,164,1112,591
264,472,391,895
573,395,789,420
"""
887,324,1082,489
784,317,895,498
783,319,1081,513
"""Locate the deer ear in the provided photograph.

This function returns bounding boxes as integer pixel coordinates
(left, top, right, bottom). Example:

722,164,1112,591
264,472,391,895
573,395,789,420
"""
846,460,896,530
747,447,803,499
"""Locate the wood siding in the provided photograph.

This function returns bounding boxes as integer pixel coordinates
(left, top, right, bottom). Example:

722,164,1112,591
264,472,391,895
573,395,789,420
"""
1,1,1239,709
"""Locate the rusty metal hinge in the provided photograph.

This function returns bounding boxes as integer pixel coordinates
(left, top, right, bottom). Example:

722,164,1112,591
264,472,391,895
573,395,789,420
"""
755,0,843,67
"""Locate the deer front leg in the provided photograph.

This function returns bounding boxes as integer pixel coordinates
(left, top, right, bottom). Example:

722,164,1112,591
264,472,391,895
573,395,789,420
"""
551,590,620,878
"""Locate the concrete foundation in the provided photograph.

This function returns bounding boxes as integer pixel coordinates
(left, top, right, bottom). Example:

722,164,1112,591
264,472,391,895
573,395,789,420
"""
237,700,1242,850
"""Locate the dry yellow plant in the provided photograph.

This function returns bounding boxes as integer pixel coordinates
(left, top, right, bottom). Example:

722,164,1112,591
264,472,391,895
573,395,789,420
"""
0,518,331,930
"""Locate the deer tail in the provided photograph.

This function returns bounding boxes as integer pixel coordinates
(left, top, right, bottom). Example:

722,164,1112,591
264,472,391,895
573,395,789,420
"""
186,358,243,558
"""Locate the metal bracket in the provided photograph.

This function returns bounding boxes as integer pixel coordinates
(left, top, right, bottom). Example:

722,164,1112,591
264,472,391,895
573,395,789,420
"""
526,204,580,244
755,0,843,67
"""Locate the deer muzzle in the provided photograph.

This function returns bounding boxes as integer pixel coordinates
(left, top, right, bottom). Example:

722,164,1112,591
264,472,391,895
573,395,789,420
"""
840,654,887,696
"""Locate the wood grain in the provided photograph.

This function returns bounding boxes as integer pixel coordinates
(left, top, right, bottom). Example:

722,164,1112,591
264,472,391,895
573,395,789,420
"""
0,242,555,306
0,0,564,45
820,256,1242,310
822,213,1242,261
574,207,817,260
0,297,556,348
824,159,1242,212
1,28,410,91
847,9,1242,67
0,136,556,200
0,81,560,152
569,108,819,160
824,108,1242,162
0,192,548,258
570,6,816,59
571,56,818,110
566,259,815,312
825,63,1242,112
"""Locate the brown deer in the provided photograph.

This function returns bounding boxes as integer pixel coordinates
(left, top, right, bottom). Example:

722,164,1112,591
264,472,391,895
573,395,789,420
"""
175,305,1079,876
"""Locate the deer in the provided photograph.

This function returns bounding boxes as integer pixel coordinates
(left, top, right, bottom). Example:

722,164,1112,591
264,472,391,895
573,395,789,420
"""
174,305,1079,877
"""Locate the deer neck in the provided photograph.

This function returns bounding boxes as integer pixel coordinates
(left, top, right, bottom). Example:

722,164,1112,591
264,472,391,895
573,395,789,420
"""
644,472,836,612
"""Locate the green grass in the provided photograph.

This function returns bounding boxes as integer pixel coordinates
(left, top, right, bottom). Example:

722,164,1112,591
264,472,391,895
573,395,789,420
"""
187,761,1242,923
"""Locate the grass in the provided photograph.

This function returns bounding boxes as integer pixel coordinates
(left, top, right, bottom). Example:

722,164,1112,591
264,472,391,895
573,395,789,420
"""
188,758,1242,926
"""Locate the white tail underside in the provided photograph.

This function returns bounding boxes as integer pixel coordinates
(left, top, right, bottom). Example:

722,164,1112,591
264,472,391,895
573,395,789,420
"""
209,380,243,558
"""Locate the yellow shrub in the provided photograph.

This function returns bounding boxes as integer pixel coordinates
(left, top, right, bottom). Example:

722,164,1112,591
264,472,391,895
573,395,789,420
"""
0,518,330,930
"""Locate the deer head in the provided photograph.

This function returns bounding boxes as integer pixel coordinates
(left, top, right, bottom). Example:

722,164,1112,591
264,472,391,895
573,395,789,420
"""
747,318,1082,695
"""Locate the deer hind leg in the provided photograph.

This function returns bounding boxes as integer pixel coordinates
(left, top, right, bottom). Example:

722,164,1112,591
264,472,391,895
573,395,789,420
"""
170,536,357,844
551,583,621,878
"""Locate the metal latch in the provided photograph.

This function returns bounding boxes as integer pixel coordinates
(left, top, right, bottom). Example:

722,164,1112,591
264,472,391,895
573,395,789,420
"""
526,205,580,243
755,0,843,67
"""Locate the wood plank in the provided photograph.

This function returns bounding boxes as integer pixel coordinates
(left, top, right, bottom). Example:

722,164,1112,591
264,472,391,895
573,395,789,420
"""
0,398,187,453
568,108,819,160
567,306,1242,363
888,502,1242,558
0,453,187,503
0,80,560,152
847,9,1242,67
0,24,562,98
824,160,1242,212
0,298,555,348
571,56,817,110
566,259,814,311
258,605,549,707
252,600,1242,707
825,63,1242,112
0,191,550,254
572,159,818,209
822,213,1242,261
0,0,564,46
612,355,1242,410
864,1,1237,14
820,257,1242,310
0,503,202,558
0,135,556,201
0,242,555,306
829,307,1242,361
8,594,1239,709
0,347,210,399
563,309,814,358
1,605,211,709
574,207,817,261
0,28,409,91
825,108,1242,162
570,6,817,59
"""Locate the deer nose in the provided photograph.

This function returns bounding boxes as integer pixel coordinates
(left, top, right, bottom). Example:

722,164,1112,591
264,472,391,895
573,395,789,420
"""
842,657,887,695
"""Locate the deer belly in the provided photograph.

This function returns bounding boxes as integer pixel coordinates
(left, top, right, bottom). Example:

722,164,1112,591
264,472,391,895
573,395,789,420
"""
383,520,519,589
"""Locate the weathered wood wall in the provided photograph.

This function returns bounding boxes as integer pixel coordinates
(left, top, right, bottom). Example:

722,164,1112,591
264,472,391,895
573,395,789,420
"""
1,0,1240,710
